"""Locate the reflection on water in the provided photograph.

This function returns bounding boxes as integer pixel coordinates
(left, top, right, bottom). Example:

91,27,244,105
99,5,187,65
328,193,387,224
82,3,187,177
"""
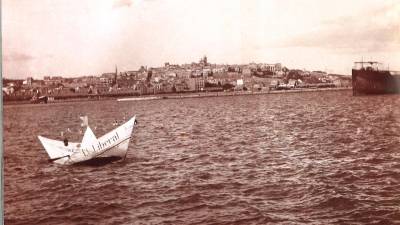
4,91,400,224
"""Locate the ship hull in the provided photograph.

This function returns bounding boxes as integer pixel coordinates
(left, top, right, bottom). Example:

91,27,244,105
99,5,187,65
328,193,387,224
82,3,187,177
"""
352,69,400,95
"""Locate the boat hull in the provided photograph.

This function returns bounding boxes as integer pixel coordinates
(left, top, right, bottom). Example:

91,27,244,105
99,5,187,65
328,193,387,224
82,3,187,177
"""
38,116,137,165
352,69,400,95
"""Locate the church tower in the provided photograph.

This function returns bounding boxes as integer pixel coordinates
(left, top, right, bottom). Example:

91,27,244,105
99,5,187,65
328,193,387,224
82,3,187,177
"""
114,65,118,85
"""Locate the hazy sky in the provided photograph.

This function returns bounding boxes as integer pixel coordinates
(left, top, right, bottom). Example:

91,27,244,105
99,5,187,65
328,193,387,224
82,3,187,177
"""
3,0,400,79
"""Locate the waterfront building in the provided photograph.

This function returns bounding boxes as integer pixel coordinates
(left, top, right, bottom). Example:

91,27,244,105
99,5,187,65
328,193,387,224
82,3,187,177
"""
188,77,205,91
227,72,240,77
173,82,187,92
212,67,225,74
3,86,15,95
191,70,203,77
153,82,163,93
261,63,282,73
288,79,298,88
167,72,177,78
242,68,251,77
202,69,211,78
236,79,244,86
24,77,33,86
176,70,191,79
270,79,281,89
101,73,116,79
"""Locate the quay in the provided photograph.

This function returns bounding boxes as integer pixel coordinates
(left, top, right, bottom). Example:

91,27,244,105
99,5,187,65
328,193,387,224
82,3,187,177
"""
3,87,351,105
143,87,352,101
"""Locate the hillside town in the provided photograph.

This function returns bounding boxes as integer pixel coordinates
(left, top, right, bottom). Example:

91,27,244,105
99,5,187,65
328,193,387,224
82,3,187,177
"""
3,56,352,102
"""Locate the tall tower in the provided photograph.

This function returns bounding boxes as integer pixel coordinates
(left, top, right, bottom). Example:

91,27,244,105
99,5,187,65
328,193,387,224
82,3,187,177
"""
114,65,118,85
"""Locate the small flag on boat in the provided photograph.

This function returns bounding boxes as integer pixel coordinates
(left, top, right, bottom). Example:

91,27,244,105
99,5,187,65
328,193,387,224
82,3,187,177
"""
80,116,89,127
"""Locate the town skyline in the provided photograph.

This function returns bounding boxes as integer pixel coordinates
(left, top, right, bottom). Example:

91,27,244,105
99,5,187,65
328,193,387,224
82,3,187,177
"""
3,54,353,103
2,58,338,80
3,0,400,79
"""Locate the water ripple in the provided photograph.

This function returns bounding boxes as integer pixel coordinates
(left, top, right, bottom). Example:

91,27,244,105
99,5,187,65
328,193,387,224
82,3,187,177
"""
4,91,400,224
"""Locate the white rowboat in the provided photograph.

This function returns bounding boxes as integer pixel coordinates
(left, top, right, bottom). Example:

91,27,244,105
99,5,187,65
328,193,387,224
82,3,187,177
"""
38,116,137,165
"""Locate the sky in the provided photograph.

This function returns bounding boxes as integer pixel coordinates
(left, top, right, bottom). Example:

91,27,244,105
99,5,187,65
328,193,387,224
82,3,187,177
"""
2,0,400,79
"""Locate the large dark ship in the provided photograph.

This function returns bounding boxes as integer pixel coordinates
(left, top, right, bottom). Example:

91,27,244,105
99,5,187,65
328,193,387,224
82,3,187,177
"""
352,61,400,95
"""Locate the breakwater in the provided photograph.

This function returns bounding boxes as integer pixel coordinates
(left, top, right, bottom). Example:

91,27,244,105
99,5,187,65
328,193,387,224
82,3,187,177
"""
4,87,351,105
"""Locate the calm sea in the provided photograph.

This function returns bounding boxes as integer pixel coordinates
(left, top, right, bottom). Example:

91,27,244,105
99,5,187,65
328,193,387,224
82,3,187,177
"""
4,90,400,224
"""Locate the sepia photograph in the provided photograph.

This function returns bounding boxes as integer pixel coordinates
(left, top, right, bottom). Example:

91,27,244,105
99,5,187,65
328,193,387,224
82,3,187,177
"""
2,0,400,224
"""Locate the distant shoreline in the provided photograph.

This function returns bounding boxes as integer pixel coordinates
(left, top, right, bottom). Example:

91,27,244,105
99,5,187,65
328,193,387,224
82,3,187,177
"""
3,87,352,105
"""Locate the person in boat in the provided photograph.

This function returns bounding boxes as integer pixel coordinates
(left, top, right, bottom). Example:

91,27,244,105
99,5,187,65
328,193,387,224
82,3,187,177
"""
61,131,69,146
63,137,69,146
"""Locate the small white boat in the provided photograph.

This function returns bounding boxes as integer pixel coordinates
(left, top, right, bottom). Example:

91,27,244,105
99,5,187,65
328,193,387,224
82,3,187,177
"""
38,116,137,165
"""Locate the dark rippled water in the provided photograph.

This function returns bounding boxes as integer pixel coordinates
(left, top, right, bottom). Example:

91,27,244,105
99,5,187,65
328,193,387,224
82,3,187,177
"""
4,90,400,224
